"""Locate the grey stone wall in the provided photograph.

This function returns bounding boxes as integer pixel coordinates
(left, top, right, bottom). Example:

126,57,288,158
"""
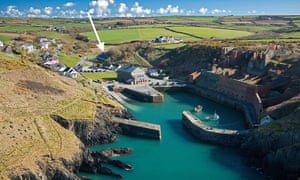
182,111,248,147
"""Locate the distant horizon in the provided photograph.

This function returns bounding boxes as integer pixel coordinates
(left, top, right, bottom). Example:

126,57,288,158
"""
1,14,300,19
0,0,299,18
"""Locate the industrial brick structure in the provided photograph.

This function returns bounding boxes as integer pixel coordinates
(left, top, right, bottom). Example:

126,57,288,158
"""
195,71,263,125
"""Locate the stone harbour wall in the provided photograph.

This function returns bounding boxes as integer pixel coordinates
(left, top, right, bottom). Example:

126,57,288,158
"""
182,111,249,147
112,117,161,140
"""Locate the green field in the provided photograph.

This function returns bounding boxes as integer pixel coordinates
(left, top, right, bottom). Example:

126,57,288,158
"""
0,35,16,43
0,25,41,33
36,31,72,40
83,25,253,44
81,71,117,81
83,27,197,44
167,26,253,39
59,53,80,67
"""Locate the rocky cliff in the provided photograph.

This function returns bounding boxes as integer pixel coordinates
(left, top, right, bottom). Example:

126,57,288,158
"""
50,107,134,179
241,98,300,180
51,107,122,146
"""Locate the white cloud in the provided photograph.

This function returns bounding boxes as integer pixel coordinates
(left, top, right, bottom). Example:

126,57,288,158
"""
28,7,41,15
60,9,77,16
130,2,151,16
89,0,114,16
199,7,208,15
157,5,180,14
5,6,23,17
64,2,75,8
44,6,53,15
248,10,257,14
118,3,128,14
211,9,231,15
186,10,195,16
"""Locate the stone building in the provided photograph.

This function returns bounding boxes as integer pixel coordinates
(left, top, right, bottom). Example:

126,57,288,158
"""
117,65,147,84
195,71,263,124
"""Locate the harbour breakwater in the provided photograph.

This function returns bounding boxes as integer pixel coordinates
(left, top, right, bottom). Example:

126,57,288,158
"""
113,84,164,103
112,116,161,140
182,111,249,147
156,84,258,128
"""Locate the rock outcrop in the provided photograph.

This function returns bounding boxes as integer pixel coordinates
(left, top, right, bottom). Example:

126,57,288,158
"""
51,108,121,146
80,148,133,179
50,107,134,179
241,105,300,180
10,143,85,180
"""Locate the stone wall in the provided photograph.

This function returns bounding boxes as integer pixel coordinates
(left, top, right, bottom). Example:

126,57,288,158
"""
123,88,164,103
195,71,262,125
182,111,248,147
113,117,161,140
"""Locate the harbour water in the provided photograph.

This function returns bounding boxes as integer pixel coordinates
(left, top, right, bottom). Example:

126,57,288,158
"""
82,91,264,179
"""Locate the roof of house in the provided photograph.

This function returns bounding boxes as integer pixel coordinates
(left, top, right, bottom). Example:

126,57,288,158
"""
117,65,137,73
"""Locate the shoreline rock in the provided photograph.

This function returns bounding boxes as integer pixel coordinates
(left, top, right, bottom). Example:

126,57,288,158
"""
79,148,133,179
50,107,134,179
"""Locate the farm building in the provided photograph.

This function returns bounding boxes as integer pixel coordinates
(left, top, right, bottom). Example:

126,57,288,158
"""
62,67,79,79
21,43,34,53
152,36,182,43
117,65,147,84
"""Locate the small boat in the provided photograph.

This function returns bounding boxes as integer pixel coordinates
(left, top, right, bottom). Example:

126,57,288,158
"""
194,105,203,112
210,112,219,120
205,111,219,120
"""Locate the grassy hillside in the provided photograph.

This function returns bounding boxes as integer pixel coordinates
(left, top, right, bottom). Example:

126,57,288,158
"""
0,52,121,178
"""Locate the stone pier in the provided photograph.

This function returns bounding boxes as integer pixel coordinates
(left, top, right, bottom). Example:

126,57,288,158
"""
112,117,161,140
182,111,249,147
115,84,164,103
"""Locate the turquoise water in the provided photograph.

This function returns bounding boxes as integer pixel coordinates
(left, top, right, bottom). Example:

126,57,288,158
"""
83,91,264,180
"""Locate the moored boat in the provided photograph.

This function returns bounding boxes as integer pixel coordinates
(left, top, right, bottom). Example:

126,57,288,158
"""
194,105,203,112
205,111,219,120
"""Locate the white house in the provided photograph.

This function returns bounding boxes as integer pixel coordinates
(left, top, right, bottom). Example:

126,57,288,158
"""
62,67,79,79
40,42,49,49
21,43,34,53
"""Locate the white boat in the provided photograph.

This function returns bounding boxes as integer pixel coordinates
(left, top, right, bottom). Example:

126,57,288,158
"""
194,105,203,112
211,112,219,120
205,111,219,120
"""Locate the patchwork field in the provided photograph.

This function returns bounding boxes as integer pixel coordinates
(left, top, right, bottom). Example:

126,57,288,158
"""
83,25,254,44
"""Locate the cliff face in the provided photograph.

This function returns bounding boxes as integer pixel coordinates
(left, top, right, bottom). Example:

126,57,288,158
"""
241,106,300,179
9,141,85,180
51,107,122,146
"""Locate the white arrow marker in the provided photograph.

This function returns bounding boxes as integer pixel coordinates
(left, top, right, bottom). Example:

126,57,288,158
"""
87,13,104,52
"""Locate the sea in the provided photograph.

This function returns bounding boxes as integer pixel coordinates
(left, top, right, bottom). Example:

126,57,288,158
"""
81,91,264,180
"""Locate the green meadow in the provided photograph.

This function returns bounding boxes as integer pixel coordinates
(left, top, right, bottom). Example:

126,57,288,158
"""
167,26,253,39
0,35,15,43
83,27,197,44
0,26,41,33
81,71,117,81
83,25,253,44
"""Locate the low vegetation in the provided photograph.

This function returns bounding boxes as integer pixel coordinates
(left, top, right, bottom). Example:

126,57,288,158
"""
0,54,122,178
0,15,300,179
82,71,117,81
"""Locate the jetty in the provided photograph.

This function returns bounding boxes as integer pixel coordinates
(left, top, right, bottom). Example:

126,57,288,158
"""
112,116,161,140
114,84,164,103
182,111,248,147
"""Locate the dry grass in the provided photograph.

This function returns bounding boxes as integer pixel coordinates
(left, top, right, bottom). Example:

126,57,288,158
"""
0,114,82,179
0,58,112,178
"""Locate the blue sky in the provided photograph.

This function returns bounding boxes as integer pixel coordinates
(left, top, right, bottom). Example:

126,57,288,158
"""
0,0,300,18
